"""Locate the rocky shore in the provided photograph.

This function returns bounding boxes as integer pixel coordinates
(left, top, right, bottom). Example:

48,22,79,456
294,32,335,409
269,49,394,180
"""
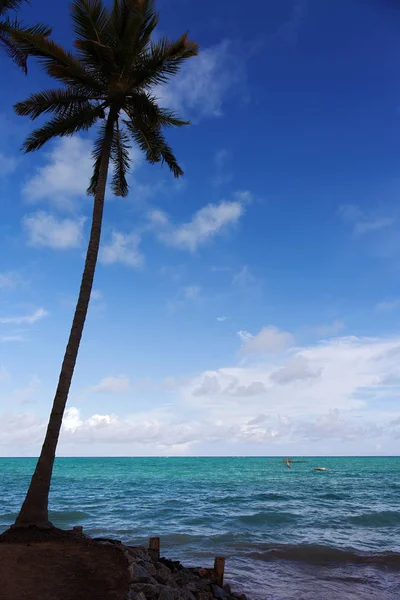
95,536,249,600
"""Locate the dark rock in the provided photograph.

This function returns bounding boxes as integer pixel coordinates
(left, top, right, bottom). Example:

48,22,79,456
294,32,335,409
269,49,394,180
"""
158,586,179,600
211,584,228,599
124,551,138,565
92,536,122,544
155,561,171,572
127,546,151,562
160,557,183,572
129,563,157,584
130,583,161,598
179,590,197,600
143,562,158,577
186,581,209,593
223,585,232,595
154,566,174,585
174,573,196,587
127,592,147,600
194,593,213,600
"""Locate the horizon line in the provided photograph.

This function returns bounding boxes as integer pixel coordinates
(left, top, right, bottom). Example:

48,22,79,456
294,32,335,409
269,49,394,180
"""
1,455,399,459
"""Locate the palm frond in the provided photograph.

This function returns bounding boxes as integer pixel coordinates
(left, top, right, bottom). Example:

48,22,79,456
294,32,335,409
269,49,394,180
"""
74,38,116,78
128,92,189,128
110,119,130,196
0,0,25,18
113,0,158,73
87,119,107,194
111,0,139,39
23,104,102,152
0,26,28,72
128,0,158,53
132,32,198,88
71,0,110,43
72,0,117,77
20,21,52,37
124,114,183,178
156,136,183,178
1,13,51,73
11,29,103,92
15,87,97,119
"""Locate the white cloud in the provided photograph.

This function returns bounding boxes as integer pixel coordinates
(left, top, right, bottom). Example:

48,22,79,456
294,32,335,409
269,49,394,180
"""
149,209,169,227
22,137,93,211
57,406,280,450
270,355,322,384
91,289,103,301
3,333,400,454
217,316,227,322
183,285,201,300
62,407,83,432
0,375,42,406
91,375,131,393
154,41,244,119
100,231,144,268
0,308,48,325
154,193,250,252
0,411,46,447
167,285,201,311
0,272,24,289
339,204,395,235
375,298,400,312
315,320,345,336
180,335,400,435
4,334,400,455
232,265,258,287
23,211,86,249
238,326,294,355
355,218,395,234
0,335,25,343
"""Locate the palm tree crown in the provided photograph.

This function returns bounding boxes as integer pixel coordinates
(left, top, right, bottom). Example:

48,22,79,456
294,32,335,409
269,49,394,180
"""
14,0,198,188
0,0,50,72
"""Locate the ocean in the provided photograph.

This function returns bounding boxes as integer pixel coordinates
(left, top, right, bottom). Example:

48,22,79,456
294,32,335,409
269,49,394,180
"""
1,456,399,599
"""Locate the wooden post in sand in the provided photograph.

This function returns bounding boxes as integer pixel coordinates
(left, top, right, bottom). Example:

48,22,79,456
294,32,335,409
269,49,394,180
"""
148,537,160,560
214,557,225,587
72,526,83,537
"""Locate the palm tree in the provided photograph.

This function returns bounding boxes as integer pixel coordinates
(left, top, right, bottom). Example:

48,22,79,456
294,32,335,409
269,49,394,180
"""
0,0,50,72
8,0,198,532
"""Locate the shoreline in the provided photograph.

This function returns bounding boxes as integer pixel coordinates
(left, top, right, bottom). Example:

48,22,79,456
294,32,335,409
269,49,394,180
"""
90,531,249,600
0,527,250,600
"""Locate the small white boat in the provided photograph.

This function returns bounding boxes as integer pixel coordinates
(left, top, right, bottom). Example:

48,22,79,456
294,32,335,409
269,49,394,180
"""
313,467,328,471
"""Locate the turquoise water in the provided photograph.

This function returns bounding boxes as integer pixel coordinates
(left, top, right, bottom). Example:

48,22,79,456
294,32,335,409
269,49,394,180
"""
1,457,400,599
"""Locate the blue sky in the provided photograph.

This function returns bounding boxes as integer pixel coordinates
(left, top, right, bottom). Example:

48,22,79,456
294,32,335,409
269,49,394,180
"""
1,0,400,456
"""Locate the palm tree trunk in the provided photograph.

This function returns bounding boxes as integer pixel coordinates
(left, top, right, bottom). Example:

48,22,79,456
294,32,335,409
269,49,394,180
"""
14,109,116,528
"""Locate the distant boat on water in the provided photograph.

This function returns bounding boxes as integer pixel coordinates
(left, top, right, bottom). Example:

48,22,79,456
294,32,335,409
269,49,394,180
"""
281,457,308,465
313,467,328,472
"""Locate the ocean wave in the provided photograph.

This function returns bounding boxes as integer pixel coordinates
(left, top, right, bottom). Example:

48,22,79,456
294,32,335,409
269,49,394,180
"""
0,512,17,521
251,492,291,502
158,533,204,544
209,495,250,505
48,510,92,521
348,511,400,526
238,511,299,525
316,492,346,500
247,544,400,569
